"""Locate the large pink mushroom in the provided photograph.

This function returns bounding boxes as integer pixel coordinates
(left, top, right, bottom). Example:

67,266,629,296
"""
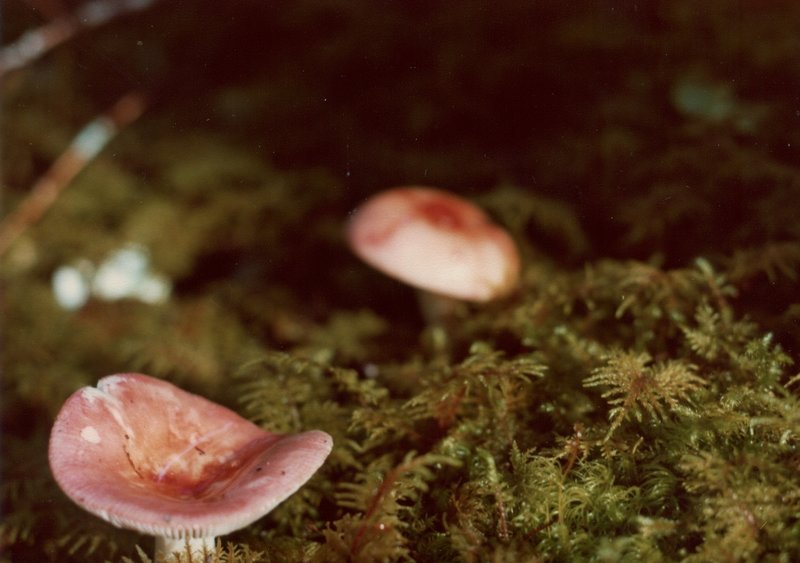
49,373,333,559
347,186,520,312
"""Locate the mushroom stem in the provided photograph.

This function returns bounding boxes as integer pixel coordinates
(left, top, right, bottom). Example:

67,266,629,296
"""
155,536,215,561
416,290,465,326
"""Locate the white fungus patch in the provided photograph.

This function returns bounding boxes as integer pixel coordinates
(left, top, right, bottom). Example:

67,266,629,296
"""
51,243,171,311
52,261,93,310
81,426,101,444
81,380,136,439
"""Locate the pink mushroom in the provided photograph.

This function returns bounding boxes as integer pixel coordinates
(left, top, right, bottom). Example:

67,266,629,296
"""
347,186,520,311
48,373,333,558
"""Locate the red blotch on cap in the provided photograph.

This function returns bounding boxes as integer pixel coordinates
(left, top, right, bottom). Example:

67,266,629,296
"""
48,374,332,540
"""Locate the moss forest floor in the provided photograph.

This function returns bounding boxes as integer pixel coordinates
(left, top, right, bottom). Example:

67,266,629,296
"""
2,1,800,561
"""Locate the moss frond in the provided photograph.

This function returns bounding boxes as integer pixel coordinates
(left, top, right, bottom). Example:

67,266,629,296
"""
726,241,800,284
121,545,153,563
679,450,800,562
584,350,706,440
507,443,643,559
134,541,264,563
299,309,388,364
331,451,461,562
237,352,336,433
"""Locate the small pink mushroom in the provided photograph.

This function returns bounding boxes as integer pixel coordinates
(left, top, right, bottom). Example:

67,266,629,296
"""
48,373,333,558
347,186,520,306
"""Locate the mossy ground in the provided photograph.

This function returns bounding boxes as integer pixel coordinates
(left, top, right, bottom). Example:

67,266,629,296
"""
2,1,800,561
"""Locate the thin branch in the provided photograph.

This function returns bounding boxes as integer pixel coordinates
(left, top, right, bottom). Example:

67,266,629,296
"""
0,91,147,258
0,0,157,78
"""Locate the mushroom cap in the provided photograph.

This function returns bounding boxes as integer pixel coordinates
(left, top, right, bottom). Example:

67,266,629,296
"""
347,186,520,302
49,374,333,540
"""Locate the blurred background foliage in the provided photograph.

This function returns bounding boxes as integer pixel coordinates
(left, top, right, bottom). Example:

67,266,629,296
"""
2,0,800,561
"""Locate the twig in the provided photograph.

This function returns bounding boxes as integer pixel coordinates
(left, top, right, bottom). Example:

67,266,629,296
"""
0,91,147,258
0,0,157,78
